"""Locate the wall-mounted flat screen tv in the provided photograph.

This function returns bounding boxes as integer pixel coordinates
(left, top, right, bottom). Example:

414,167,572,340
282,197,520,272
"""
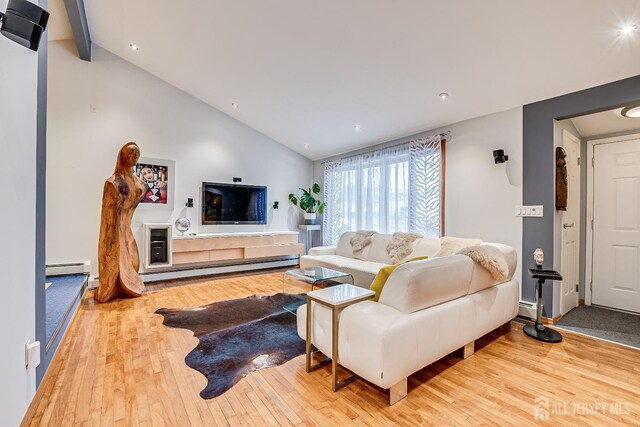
202,182,267,225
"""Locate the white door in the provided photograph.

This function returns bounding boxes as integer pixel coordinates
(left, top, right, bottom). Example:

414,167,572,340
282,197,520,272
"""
561,130,580,315
592,138,640,313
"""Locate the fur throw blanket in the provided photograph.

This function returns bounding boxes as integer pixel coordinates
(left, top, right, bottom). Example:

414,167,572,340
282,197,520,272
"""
435,236,483,257
457,245,509,281
386,232,423,263
350,230,377,256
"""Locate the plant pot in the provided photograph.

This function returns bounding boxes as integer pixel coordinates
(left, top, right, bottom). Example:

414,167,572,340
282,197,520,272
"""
304,213,317,225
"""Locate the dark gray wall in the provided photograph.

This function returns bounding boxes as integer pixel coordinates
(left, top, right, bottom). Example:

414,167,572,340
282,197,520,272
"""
523,74,640,317
35,0,47,386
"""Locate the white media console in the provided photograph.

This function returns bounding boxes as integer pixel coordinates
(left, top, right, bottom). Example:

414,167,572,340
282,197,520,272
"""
141,224,304,282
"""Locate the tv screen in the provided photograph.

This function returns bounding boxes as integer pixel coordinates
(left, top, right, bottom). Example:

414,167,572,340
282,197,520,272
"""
202,182,267,225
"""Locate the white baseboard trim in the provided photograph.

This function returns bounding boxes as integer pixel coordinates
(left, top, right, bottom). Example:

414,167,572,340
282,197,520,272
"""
46,262,91,276
518,300,537,320
138,258,299,283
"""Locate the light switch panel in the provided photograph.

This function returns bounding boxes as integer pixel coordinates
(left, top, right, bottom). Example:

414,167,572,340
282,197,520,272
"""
515,205,544,217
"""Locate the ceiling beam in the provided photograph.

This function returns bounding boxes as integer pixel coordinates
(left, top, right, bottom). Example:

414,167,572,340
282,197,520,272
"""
63,0,91,61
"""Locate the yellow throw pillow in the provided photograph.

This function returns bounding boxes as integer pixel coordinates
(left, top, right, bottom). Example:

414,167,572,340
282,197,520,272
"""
370,256,428,301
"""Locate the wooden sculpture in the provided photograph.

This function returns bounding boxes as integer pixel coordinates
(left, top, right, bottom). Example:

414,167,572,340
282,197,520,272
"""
555,147,568,211
96,142,147,303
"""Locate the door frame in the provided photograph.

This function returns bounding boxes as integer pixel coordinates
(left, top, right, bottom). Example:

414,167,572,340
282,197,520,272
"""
560,129,581,315
585,132,640,306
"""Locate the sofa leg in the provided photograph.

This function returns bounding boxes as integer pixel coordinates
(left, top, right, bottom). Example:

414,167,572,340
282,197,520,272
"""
463,341,474,359
502,321,512,332
389,378,407,405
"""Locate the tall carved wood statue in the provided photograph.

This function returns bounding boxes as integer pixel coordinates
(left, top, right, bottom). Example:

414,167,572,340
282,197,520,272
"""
556,147,568,211
96,142,147,303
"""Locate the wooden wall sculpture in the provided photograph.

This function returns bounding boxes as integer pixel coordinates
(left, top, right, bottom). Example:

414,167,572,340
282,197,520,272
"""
555,147,568,211
96,142,147,303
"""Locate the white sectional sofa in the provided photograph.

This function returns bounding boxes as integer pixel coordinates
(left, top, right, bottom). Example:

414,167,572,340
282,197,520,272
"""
296,232,519,404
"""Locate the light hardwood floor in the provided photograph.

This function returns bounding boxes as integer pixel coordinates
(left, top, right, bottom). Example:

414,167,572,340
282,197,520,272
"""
22,270,640,426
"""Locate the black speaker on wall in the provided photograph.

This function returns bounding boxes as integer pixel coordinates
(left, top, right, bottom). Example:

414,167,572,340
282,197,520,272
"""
0,0,49,52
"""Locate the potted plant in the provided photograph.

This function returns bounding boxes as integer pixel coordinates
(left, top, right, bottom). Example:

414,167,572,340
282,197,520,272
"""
288,183,326,225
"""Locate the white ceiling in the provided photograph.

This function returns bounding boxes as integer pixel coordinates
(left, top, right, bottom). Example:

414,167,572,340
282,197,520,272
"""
570,107,640,138
77,1,640,160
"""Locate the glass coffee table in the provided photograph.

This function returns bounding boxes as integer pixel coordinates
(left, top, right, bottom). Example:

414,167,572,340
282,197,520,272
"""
282,266,354,313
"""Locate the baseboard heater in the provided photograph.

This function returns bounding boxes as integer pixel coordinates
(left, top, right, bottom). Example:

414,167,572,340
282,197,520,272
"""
46,262,91,276
518,300,537,320
90,258,300,286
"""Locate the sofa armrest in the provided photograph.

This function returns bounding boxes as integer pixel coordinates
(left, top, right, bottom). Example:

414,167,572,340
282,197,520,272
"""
338,301,418,389
308,246,337,256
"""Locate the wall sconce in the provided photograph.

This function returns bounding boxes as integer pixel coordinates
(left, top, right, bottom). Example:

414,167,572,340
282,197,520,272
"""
0,0,49,52
493,149,509,164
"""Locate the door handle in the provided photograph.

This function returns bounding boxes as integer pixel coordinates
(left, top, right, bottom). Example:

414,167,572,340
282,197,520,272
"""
563,222,575,229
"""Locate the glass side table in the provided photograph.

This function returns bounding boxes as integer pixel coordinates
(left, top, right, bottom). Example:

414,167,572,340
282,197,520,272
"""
282,267,354,313
305,284,375,391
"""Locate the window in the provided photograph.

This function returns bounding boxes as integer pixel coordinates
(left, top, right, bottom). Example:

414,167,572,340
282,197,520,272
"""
323,134,445,245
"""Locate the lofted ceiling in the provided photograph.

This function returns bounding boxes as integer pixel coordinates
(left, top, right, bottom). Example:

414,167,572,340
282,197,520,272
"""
47,0,73,41
77,1,640,160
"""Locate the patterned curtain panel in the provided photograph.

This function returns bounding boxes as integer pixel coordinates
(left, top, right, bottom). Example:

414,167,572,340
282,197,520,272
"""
323,134,443,245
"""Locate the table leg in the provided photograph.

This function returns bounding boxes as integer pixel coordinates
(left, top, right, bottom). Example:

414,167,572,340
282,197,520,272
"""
331,305,359,392
306,297,330,372
306,295,311,372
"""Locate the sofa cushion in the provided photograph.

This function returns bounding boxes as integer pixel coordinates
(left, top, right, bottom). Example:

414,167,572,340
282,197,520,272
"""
379,255,474,313
365,234,394,264
400,237,441,262
386,232,423,263
457,245,508,281
370,257,428,301
434,236,482,257
467,243,518,294
335,232,357,257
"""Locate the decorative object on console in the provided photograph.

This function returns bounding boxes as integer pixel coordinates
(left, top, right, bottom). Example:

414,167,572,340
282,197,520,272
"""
175,217,191,235
350,230,377,256
434,236,483,257
96,142,146,303
288,183,326,225
134,157,175,210
386,232,423,263
534,248,544,267
492,149,509,164
156,293,306,399
457,245,509,281
555,147,568,210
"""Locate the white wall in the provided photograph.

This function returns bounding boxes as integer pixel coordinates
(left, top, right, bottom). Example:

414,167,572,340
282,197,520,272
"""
0,0,39,422
440,108,523,284
47,41,313,278
314,107,524,286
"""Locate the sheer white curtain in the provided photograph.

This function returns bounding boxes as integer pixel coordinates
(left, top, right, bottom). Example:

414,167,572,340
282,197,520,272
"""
323,134,443,245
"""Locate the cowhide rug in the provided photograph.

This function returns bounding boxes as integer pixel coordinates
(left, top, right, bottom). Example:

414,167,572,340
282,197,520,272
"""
156,293,306,399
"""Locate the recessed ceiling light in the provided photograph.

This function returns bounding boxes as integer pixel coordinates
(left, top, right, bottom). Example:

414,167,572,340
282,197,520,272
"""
618,25,636,36
353,124,361,131
439,92,449,100
231,103,239,108
303,144,310,148
621,104,640,118
129,43,139,51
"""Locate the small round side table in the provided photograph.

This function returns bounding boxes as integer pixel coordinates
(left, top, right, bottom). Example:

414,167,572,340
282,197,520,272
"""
524,268,563,343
